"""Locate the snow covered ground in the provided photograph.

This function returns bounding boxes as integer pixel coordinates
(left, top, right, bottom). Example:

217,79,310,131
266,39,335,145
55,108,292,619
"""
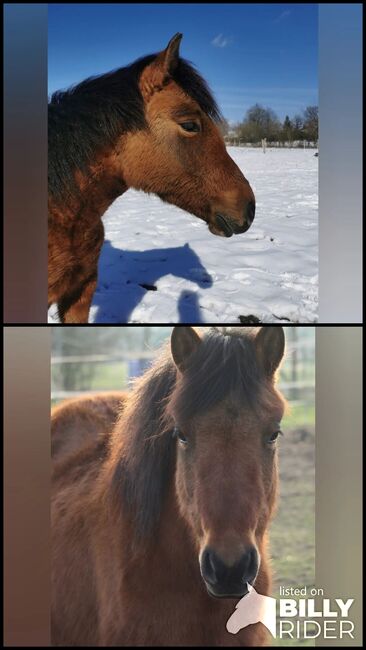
48,147,318,324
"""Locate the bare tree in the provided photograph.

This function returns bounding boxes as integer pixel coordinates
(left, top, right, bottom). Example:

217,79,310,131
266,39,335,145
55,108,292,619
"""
236,104,281,143
303,106,318,144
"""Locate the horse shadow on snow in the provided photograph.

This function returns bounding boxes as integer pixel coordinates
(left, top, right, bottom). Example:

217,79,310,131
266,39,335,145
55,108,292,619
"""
92,240,213,323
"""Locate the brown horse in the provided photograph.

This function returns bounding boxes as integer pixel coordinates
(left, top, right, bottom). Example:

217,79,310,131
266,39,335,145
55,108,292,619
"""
51,392,126,461
48,34,256,323
51,326,286,646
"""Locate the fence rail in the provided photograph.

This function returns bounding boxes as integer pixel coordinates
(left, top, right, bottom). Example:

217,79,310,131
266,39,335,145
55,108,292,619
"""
51,382,315,402
51,350,314,402
51,351,157,364
224,139,318,149
51,340,314,365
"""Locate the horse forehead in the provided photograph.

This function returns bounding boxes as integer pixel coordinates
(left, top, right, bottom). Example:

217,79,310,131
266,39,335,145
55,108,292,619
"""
193,403,260,433
190,393,284,435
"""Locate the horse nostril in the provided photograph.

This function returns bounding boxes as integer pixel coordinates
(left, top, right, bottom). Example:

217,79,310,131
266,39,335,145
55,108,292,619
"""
238,546,258,582
201,546,259,586
246,201,255,225
200,545,259,597
200,548,219,585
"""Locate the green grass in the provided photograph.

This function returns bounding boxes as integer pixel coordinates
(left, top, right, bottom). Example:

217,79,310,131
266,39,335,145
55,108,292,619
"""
51,363,128,401
88,363,128,390
282,403,315,431
270,421,315,646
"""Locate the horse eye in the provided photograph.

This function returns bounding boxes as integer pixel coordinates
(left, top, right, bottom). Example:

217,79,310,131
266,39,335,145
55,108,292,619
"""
173,427,188,445
268,430,282,444
180,121,200,133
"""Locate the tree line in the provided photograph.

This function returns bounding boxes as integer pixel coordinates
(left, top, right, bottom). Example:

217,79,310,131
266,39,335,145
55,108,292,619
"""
221,104,318,144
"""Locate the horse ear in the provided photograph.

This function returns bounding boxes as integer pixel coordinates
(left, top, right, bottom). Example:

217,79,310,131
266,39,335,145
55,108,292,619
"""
139,33,182,100
171,326,201,372
254,326,285,377
159,33,183,76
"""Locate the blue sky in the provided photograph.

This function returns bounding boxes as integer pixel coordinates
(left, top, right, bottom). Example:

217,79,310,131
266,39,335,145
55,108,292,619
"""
48,3,318,123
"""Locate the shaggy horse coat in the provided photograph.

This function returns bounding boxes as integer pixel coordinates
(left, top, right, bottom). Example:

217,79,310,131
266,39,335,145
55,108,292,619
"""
51,326,286,646
51,392,126,461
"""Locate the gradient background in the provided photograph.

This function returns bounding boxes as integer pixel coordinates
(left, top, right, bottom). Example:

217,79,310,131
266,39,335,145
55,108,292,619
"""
3,3,362,324
4,325,363,646
318,4,362,322
316,327,362,646
4,4,48,323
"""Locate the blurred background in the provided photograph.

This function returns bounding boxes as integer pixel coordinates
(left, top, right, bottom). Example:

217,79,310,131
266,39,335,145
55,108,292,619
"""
51,325,315,646
51,326,314,417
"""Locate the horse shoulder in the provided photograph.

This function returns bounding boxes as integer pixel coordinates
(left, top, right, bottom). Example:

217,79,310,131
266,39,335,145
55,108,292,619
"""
51,391,127,461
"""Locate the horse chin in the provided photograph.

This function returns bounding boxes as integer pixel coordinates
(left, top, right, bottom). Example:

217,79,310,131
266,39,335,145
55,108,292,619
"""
208,222,232,238
204,582,250,600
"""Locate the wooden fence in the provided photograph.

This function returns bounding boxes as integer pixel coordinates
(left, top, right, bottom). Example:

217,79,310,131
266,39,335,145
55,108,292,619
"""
51,340,315,406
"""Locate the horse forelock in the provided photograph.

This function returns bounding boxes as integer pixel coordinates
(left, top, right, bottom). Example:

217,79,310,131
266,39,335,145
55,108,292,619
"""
169,327,271,424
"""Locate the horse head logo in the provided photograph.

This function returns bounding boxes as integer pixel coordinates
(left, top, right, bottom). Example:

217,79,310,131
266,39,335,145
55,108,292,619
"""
226,585,277,638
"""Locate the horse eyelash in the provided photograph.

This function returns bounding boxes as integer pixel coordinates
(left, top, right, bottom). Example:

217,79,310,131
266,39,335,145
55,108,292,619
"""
267,429,284,445
172,427,189,446
179,121,201,133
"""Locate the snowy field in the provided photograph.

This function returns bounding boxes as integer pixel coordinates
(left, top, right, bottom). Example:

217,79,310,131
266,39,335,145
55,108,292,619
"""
49,147,318,324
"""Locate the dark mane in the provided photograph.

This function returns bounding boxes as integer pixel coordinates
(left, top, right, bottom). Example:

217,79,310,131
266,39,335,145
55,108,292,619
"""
110,327,267,544
110,348,177,545
48,54,222,201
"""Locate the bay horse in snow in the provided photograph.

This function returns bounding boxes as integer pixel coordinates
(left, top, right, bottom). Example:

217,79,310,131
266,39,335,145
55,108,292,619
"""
48,34,256,322
51,326,286,646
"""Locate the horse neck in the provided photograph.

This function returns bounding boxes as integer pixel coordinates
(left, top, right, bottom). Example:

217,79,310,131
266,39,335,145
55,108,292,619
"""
56,141,129,225
138,494,208,606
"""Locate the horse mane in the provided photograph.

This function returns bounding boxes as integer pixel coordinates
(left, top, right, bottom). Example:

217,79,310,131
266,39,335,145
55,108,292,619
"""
110,327,269,545
169,327,265,423
48,53,222,201
110,347,177,544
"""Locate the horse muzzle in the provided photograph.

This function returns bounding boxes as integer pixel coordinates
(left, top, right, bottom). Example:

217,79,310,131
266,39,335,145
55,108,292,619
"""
211,202,255,238
200,545,260,599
